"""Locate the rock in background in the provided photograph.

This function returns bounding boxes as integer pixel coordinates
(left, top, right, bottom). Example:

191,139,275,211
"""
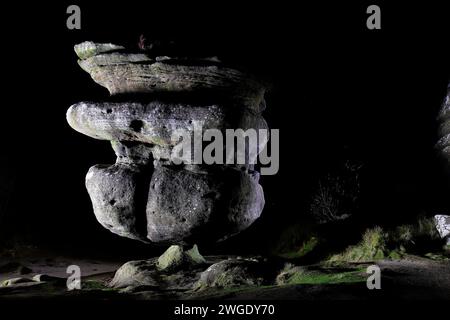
437,83,450,170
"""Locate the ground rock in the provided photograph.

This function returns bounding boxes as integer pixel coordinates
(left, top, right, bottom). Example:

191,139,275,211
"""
193,257,272,290
156,245,206,271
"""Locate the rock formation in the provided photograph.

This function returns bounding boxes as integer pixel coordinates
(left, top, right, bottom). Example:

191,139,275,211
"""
434,84,450,246
437,83,450,170
67,41,268,245
434,215,450,245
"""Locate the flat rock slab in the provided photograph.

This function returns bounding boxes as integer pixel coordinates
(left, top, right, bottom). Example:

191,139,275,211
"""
67,101,268,164
75,42,267,110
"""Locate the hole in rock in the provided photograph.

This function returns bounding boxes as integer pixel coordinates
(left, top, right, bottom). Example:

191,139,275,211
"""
109,199,116,206
130,119,144,132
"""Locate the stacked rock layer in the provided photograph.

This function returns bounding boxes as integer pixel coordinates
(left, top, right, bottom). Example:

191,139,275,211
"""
67,42,268,245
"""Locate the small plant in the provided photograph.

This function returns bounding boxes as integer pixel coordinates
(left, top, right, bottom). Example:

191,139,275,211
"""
310,160,362,224
328,227,389,263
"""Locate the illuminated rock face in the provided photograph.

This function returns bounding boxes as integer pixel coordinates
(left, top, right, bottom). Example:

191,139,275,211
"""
437,84,450,170
67,42,268,245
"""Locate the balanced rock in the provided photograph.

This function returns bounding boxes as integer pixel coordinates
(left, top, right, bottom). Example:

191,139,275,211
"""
67,41,268,245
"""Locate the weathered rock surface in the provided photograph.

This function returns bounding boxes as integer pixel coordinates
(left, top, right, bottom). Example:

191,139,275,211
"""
109,258,160,289
75,41,267,111
110,246,211,291
85,163,150,242
194,257,275,291
69,40,268,245
434,215,450,243
74,41,125,59
1,277,34,287
85,161,264,244
147,164,264,244
156,245,206,271
67,101,268,165
437,84,450,168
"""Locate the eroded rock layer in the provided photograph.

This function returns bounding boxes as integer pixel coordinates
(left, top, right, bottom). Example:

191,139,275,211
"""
67,41,269,244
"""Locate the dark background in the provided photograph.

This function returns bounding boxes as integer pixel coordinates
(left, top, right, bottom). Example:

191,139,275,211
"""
0,1,449,258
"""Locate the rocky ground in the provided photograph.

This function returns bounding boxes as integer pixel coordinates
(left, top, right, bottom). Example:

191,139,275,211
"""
0,247,449,301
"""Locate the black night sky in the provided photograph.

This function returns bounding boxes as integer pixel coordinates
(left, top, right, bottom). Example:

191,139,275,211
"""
0,1,449,258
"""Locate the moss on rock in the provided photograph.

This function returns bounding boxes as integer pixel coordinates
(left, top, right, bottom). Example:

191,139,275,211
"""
157,245,206,271
276,264,365,286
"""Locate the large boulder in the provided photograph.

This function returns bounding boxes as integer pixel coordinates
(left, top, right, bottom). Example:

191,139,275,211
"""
85,163,151,242
193,257,275,291
146,164,264,244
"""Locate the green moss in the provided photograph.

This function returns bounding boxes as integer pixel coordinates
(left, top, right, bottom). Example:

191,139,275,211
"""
424,252,449,261
388,250,402,260
75,47,97,60
157,245,184,270
271,222,320,259
278,236,319,259
277,266,365,286
82,280,116,291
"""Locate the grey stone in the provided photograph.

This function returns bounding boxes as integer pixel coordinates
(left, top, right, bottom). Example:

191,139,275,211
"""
85,163,150,242
74,41,125,59
67,101,268,166
1,277,34,287
111,140,153,165
146,164,264,244
68,40,269,246
437,85,450,167
67,101,229,145
75,42,267,111
193,258,269,290
434,215,450,239
156,245,206,271
109,259,159,289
